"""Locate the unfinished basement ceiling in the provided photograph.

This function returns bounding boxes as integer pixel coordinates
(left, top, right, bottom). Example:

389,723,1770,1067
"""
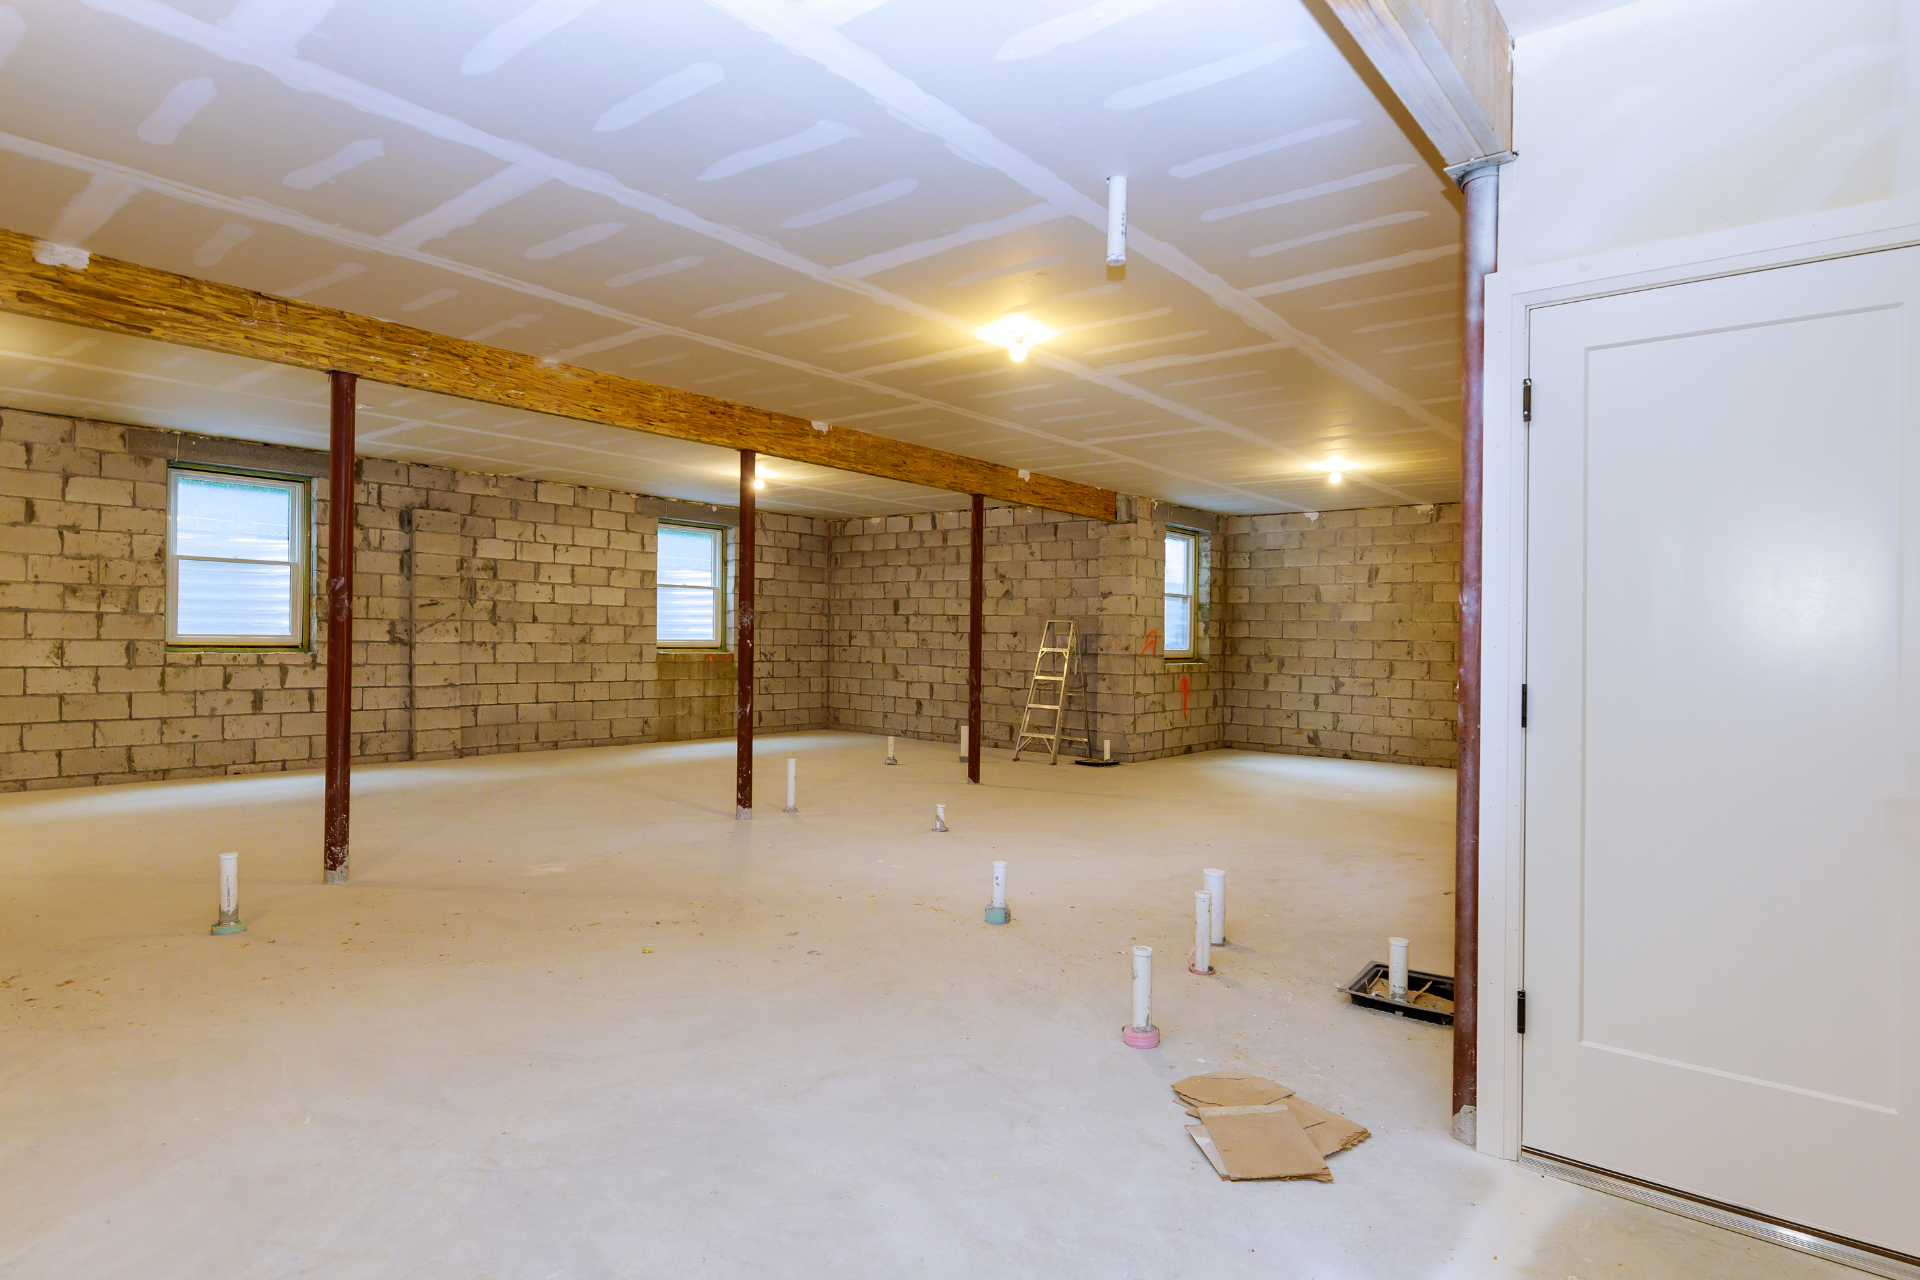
0,311,962,517
0,0,1466,515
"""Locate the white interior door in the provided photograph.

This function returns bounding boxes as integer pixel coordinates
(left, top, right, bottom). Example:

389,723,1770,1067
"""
1523,246,1920,1254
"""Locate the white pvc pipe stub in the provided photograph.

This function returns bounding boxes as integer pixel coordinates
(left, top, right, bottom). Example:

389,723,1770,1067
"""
885,735,897,765
784,758,798,813
933,803,949,833
959,725,968,763
1106,176,1128,266
1204,868,1225,945
1389,936,1410,1003
1190,891,1215,976
212,852,245,935
986,860,1009,925
1123,945,1158,1047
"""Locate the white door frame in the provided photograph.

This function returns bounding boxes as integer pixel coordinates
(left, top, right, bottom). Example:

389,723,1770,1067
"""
1475,190,1920,1161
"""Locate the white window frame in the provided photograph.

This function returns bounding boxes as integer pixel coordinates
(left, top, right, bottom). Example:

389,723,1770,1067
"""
656,520,727,650
166,465,310,648
1164,528,1198,659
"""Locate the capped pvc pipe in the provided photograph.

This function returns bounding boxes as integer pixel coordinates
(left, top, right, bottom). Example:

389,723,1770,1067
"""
959,725,968,763
1102,739,1112,761
1190,891,1215,975
784,758,798,813
933,803,949,833
1106,176,1128,266
1389,936,1409,1003
1204,868,1225,945
885,735,897,765
986,860,1009,925
212,852,245,935
1123,945,1159,1047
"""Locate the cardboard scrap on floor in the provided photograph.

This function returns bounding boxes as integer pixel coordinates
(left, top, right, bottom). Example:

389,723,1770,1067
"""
1364,975,1455,1015
1173,1071,1371,1182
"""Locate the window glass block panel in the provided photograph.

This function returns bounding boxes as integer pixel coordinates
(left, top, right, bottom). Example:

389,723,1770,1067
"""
659,526,718,586
1165,535,1190,595
177,559,295,638
176,476,294,561
658,585,717,644
1165,594,1192,653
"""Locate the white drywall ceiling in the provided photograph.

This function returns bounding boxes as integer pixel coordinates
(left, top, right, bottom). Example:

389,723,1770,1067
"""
0,0,1468,514
1494,0,1646,36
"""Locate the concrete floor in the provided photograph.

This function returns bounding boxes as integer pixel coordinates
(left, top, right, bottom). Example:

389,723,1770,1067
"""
0,731,1861,1279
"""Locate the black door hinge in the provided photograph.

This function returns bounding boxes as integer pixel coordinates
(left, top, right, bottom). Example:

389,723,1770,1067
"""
1516,990,1527,1034
1520,683,1528,728
1522,378,1533,423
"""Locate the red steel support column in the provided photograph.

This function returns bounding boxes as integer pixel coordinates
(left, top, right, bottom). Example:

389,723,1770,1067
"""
323,370,356,884
967,494,984,785
736,449,755,819
1453,160,1500,1142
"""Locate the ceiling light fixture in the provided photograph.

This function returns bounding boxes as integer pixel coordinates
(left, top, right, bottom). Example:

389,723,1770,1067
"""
977,313,1057,363
1322,456,1348,485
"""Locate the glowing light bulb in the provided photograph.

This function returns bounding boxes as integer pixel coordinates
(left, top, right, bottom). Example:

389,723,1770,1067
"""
753,477,765,490
977,314,1054,360
1328,471,1342,485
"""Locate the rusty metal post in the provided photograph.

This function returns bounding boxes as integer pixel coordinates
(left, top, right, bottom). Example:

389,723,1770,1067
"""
736,449,755,819
968,494,984,785
1453,159,1501,1143
323,370,356,884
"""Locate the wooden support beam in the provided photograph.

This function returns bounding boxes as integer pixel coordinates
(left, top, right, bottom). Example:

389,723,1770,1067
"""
1324,0,1512,167
323,370,355,885
0,229,1118,522
736,449,755,821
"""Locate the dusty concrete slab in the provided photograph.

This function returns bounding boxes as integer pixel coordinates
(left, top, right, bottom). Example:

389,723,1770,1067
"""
0,733,1854,1278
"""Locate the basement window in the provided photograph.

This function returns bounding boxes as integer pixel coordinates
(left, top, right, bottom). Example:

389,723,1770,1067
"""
657,521,725,648
166,466,309,647
1165,529,1198,659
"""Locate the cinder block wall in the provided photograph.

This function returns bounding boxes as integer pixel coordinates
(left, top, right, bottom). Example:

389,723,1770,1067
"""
0,409,827,791
825,498,1227,763
1221,505,1461,768
1,407,1457,789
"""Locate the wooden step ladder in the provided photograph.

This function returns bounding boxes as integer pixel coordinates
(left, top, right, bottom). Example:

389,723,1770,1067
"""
1012,619,1086,764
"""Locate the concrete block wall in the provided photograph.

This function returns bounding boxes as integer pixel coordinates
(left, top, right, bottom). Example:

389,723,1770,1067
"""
752,512,831,728
0,407,1457,789
825,499,1226,763
1221,504,1461,768
0,409,827,791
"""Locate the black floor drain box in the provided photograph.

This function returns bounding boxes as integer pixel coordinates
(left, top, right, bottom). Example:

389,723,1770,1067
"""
1344,962,1456,1026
